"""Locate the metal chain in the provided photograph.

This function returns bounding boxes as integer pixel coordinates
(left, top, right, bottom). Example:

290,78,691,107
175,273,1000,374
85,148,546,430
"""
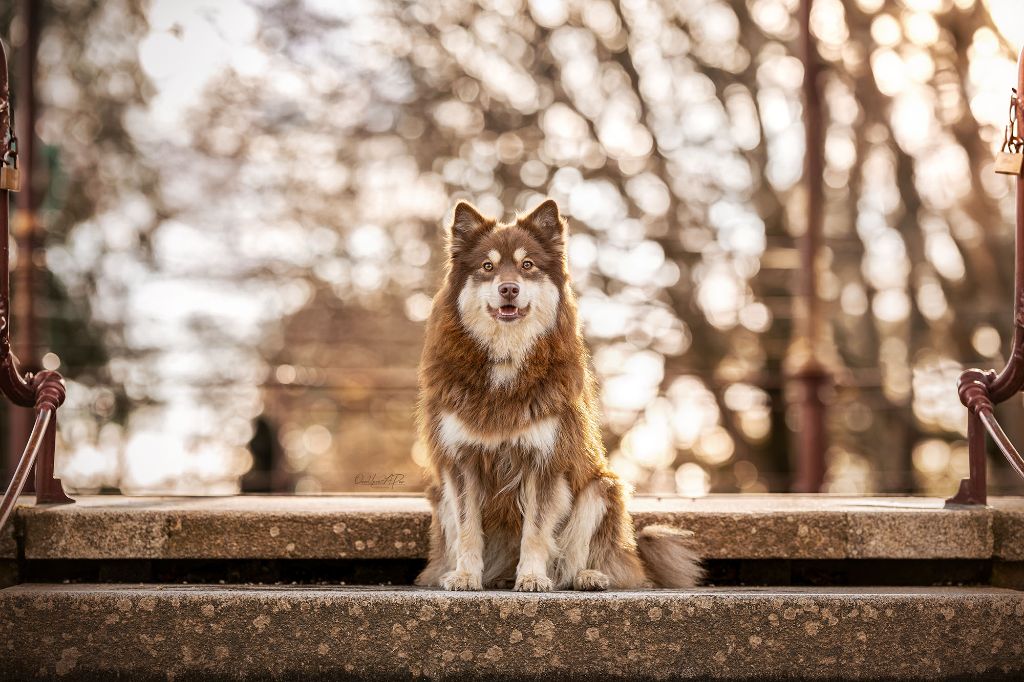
1,88,14,169
1004,88,1023,154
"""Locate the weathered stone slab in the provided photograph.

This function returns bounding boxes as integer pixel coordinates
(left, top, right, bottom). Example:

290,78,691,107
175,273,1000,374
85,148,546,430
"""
0,507,16,559
1,584,1022,680
842,500,992,559
18,495,431,560
992,497,1024,561
15,494,1020,561
631,496,849,559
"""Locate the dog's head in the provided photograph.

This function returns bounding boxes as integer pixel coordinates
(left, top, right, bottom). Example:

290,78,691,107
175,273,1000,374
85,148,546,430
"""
445,199,568,360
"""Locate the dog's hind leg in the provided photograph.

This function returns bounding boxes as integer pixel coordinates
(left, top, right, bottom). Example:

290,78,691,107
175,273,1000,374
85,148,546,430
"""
439,466,486,591
555,479,608,590
415,481,455,586
576,475,649,589
513,473,571,592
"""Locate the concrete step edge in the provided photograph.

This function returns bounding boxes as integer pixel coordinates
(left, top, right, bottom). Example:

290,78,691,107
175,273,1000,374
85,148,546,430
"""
2,584,1023,680
9,494,1024,561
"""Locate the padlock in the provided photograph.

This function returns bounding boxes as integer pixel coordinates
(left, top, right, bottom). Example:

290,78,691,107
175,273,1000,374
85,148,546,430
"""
0,164,20,192
996,91,1024,176
995,151,1024,176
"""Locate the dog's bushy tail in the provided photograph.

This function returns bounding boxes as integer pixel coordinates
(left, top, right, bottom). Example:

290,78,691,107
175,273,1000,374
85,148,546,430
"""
636,524,703,588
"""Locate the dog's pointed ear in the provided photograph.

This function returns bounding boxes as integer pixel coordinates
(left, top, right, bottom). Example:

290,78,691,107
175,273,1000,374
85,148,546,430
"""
448,201,492,256
521,199,567,251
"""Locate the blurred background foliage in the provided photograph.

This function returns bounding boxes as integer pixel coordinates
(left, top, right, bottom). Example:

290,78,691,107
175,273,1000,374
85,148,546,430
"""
3,0,1024,496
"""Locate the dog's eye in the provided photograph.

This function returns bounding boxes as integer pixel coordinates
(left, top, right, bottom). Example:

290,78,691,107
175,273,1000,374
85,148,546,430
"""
482,262,493,272
522,259,534,270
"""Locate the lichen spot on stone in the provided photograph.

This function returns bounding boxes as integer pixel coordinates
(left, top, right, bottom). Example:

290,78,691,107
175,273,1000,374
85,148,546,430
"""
566,607,582,623
201,604,215,618
55,647,80,677
269,526,280,538
533,619,555,640
749,635,762,648
509,629,523,643
355,540,366,551
648,607,663,621
804,621,820,636
318,643,330,656
252,614,271,632
333,522,346,534
585,628,600,641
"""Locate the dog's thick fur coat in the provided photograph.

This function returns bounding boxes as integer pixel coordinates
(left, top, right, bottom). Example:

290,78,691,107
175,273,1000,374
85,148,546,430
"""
415,199,702,591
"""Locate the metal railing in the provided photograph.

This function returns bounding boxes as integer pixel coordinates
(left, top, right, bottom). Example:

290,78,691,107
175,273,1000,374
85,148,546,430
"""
0,38,72,534
948,45,1024,507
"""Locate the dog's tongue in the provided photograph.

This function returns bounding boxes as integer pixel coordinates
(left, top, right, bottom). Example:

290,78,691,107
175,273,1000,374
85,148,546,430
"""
498,305,518,318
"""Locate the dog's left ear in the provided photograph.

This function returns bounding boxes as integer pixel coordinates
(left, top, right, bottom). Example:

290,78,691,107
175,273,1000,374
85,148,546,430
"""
521,199,567,251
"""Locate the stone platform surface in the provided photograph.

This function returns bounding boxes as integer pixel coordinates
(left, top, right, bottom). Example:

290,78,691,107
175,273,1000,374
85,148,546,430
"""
1,584,1022,680
7,494,1024,561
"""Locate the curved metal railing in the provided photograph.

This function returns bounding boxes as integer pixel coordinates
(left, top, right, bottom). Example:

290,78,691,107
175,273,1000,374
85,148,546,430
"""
0,37,73,535
948,46,1024,506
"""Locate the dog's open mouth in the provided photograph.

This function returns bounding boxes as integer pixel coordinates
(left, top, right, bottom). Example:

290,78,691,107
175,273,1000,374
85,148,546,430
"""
491,304,528,322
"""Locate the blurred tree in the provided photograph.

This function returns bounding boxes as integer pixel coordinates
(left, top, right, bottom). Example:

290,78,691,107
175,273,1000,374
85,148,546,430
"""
14,0,1024,496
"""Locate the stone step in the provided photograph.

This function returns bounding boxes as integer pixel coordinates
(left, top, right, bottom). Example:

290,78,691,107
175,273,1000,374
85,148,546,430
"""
2,584,1022,680
8,494,1024,562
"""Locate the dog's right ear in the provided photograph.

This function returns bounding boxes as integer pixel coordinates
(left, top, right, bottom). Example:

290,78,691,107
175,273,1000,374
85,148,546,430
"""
448,201,492,256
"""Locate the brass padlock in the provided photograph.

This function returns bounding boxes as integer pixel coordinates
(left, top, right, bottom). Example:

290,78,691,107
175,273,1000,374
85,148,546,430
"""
996,91,1024,176
995,151,1024,176
0,164,20,192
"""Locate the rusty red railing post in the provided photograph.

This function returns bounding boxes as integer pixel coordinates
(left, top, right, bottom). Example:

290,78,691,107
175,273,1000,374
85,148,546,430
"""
787,0,831,493
0,37,72,532
8,0,43,490
948,46,1024,506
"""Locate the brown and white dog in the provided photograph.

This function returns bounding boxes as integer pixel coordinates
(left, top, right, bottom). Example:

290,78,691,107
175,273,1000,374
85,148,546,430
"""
415,199,702,591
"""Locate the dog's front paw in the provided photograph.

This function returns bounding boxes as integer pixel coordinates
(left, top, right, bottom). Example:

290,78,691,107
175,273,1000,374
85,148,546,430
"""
573,569,609,591
514,573,554,592
441,571,483,591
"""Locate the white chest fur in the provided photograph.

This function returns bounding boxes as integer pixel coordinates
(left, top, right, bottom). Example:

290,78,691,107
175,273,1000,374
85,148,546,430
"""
437,412,559,462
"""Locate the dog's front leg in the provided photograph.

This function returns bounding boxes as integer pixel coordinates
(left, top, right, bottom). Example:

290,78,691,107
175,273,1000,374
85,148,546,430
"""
439,466,485,591
514,474,571,592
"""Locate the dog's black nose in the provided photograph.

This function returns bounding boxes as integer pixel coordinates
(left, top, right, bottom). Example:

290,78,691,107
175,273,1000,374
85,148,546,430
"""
499,282,520,300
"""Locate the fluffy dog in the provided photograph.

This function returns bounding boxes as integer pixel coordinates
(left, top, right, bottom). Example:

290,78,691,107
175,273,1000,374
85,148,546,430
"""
415,199,702,591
